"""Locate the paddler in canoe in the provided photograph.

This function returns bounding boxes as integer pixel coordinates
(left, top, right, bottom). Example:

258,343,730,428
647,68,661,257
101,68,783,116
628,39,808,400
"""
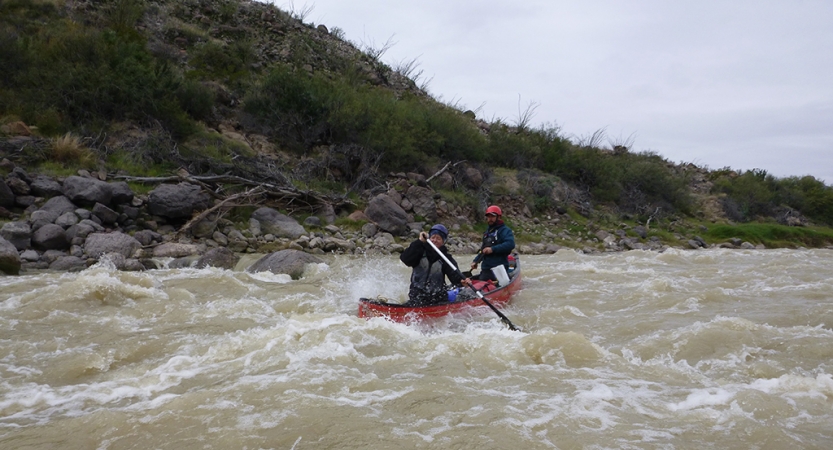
399,224,473,307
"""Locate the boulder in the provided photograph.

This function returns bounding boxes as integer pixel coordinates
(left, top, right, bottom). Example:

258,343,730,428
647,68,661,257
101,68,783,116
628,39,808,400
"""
6,177,29,196
92,202,119,225
348,210,370,222
62,176,113,206
364,194,408,236
0,221,31,250
133,229,161,246
109,181,135,205
361,222,378,238
39,196,78,216
84,232,141,258
0,180,14,208
246,249,324,279
29,176,63,198
152,242,200,258
303,216,322,227
32,224,69,250
49,256,87,272
147,183,212,220
195,247,239,270
55,211,80,228
0,236,21,275
251,207,305,239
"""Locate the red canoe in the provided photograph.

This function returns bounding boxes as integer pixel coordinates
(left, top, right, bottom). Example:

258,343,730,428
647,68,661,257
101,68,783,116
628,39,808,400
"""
358,255,523,323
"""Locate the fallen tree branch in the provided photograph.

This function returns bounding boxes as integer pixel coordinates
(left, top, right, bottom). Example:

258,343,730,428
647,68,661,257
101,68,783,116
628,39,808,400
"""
426,160,466,183
176,186,267,238
114,172,356,215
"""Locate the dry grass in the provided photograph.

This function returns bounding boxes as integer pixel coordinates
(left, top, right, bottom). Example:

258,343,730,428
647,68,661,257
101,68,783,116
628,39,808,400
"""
51,133,95,166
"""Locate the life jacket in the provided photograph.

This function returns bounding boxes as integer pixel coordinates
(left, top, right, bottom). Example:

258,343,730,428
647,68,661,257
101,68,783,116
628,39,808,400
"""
408,250,447,303
481,227,500,249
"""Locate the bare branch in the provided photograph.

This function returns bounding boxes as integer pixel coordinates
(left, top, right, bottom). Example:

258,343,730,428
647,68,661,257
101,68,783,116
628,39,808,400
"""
514,95,540,131
607,132,637,153
284,1,315,22
572,127,608,148
176,186,267,238
426,161,467,183
361,34,396,61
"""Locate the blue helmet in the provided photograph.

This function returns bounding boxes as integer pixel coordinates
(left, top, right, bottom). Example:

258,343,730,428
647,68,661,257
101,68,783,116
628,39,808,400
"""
429,224,449,241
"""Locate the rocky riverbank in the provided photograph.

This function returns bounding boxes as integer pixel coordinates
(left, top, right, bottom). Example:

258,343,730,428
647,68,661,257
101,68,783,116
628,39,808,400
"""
1,160,768,277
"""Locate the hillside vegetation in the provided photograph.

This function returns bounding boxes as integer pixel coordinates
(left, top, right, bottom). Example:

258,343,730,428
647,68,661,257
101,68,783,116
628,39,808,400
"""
2,0,833,249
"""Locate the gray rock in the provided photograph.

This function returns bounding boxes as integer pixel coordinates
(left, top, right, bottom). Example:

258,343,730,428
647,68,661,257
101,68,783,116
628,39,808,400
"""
20,249,40,262
303,216,322,227
29,209,59,231
147,183,211,220
406,185,438,222
364,194,408,236
133,229,161,246
55,211,80,228
66,221,99,242
49,256,87,272
6,176,30,195
32,224,69,250
14,195,35,208
251,207,305,239
246,249,324,279
29,176,63,198
109,181,135,205
84,232,141,258
192,217,217,238
42,249,67,263
633,225,648,239
0,236,21,275
152,242,200,258
1,221,31,250
0,180,14,208
62,176,113,206
361,222,378,238
40,196,78,215
211,231,229,246
75,208,92,220
92,202,119,225
119,205,140,220
195,247,239,270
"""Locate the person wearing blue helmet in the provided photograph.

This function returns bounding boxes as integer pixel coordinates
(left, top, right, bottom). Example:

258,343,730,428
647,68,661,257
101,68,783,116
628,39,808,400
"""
400,224,472,306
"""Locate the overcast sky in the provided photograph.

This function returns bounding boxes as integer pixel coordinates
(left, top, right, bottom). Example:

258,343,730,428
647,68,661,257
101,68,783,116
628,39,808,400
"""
272,0,833,184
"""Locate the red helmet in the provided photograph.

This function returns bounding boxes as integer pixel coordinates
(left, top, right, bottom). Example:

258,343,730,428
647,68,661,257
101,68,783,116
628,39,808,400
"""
485,205,502,216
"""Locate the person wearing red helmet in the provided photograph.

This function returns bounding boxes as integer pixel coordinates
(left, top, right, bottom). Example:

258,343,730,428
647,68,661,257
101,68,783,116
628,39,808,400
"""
400,224,472,306
471,205,515,281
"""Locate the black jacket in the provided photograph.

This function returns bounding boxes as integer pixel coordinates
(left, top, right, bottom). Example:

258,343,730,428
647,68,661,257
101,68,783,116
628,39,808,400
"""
400,239,464,305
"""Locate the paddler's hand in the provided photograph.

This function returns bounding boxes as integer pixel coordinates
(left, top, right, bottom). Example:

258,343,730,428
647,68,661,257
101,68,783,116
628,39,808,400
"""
419,231,428,242
462,278,472,287
470,262,478,270
482,247,493,255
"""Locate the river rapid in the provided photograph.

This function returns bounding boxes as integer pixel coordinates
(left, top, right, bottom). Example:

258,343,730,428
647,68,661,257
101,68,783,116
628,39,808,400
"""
1,248,832,449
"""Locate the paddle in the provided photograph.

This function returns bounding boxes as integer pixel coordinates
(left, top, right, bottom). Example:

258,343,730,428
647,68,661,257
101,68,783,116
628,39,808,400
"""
426,238,520,331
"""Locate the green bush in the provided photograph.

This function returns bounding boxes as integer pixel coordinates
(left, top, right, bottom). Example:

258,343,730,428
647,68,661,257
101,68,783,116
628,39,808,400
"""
1,10,202,138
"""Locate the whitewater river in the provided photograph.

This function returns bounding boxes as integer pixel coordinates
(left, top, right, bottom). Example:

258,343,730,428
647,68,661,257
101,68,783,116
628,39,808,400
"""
1,248,831,449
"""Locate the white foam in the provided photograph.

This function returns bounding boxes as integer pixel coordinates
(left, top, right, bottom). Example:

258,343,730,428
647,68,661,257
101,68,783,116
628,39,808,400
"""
668,388,734,411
